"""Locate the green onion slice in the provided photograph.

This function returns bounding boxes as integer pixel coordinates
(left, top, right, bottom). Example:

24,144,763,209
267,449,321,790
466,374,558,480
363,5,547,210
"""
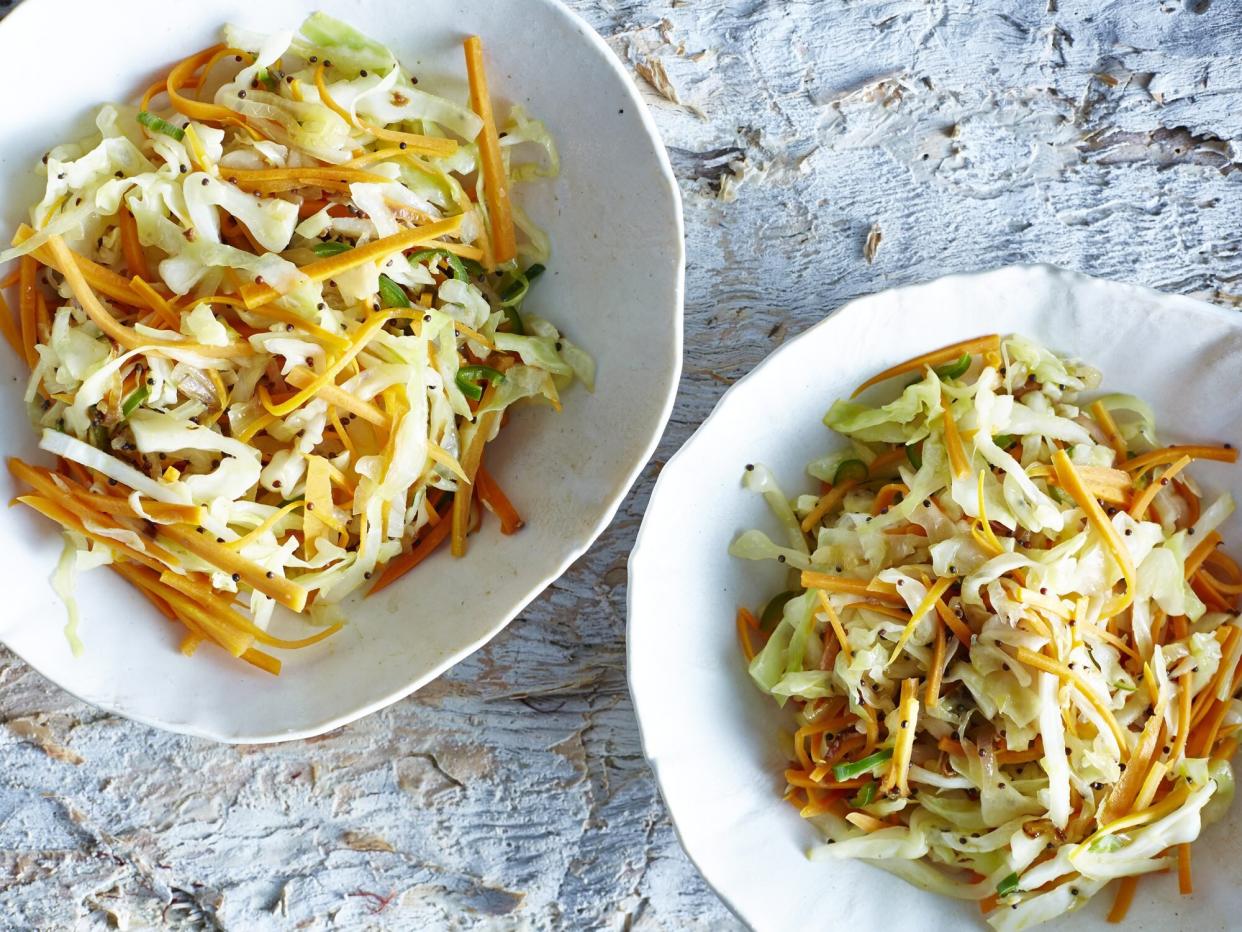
121,385,149,419
832,748,893,782
501,305,526,335
313,241,352,257
834,459,868,485
996,872,1020,898
906,442,923,470
759,590,800,631
137,111,186,141
409,249,471,281
455,364,505,402
377,273,410,309
934,352,971,380
851,782,876,808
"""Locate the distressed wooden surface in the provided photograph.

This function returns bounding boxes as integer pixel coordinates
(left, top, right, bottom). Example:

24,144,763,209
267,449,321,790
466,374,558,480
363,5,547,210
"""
4,0,1242,928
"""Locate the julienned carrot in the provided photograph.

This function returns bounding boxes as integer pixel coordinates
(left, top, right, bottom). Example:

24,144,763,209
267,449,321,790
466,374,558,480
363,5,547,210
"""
18,255,37,367
1107,876,1138,923
367,505,454,596
476,465,524,534
1177,843,1193,895
118,204,150,281
464,36,517,266
851,334,1000,398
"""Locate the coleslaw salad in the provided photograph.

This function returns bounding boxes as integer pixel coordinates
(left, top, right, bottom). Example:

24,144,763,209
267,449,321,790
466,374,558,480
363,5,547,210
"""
1,14,591,674
733,334,1239,929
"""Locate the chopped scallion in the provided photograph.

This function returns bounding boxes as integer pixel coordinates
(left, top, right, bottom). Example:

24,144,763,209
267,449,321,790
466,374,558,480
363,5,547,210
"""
832,747,893,782
121,385,149,418
834,459,868,485
137,111,185,141
934,352,972,380
313,241,352,257
455,364,505,402
377,273,410,309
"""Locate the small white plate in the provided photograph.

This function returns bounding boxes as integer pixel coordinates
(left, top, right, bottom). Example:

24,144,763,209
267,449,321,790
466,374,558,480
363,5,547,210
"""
628,266,1242,930
0,0,683,742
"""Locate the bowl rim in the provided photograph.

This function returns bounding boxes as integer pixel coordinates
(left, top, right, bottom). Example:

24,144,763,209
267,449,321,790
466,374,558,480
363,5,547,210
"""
626,263,1242,926
0,0,685,743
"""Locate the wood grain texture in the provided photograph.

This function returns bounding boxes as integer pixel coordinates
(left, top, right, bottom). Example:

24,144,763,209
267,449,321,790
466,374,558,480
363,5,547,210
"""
4,0,1242,927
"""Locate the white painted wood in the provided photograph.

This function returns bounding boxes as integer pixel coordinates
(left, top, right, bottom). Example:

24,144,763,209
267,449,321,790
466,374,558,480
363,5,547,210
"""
3,0,1240,927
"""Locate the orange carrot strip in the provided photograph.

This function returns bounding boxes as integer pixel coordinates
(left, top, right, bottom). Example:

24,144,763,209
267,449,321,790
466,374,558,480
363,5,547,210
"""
118,204,150,281
851,334,1000,398
475,465,524,534
1177,843,1193,896
1122,444,1238,477
1107,876,1138,923
18,255,38,367
1129,455,1192,520
935,597,973,646
464,36,517,266
368,504,454,596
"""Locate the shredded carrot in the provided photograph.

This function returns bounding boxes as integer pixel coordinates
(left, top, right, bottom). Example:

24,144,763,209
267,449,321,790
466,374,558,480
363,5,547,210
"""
241,648,282,675
129,276,180,330
1128,455,1192,520
1122,444,1238,477
888,576,955,664
851,334,1000,398
1184,531,1223,581
14,224,145,308
239,215,462,309
942,392,969,479
816,590,853,663
800,571,906,606
160,524,308,612
0,268,19,289
312,64,457,157
1015,646,1128,752
259,311,392,418
368,504,454,595
286,365,388,426
18,255,37,367
934,597,973,646
1107,876,1138,923
476,465,524,534
451,404,501,558
737,608,757,662
166,44,260,137
1053,450,1135,619
224,500,303,551
1177,843,1193,895
925,611,946,707
978,893,1000,916
871,482,907,516
463,36,517,266
800,479,858,532
45,235,251,358
1090,400,1128,460
118,204,150,281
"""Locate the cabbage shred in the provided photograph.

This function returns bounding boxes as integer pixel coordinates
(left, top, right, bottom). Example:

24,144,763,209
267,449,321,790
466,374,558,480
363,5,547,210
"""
733,334,1240,929
4,15,589,673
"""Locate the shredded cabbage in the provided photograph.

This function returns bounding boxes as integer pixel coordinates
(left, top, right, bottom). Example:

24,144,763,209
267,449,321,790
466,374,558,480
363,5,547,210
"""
9,16,587,674
734,333,1242,928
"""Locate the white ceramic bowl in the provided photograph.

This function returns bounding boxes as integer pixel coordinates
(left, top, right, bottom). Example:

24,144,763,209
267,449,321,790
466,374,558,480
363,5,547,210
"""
628,266,1242,931
0,0,682,741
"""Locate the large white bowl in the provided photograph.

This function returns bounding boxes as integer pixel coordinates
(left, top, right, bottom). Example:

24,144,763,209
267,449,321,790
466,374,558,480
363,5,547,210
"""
0,0,682,741
628,266,1242,930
